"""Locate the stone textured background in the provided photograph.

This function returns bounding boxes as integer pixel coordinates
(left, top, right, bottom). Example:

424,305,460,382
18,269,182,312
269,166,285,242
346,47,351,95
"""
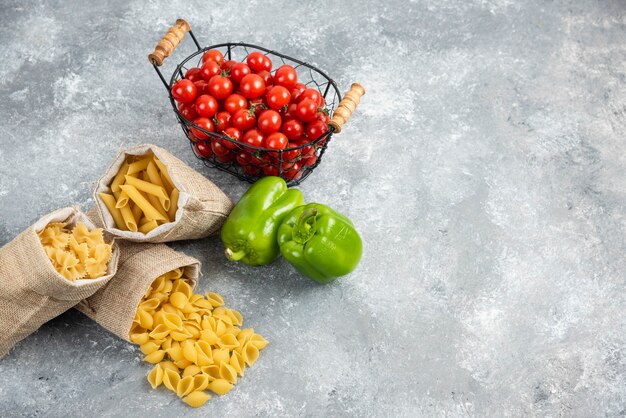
1,0,625,416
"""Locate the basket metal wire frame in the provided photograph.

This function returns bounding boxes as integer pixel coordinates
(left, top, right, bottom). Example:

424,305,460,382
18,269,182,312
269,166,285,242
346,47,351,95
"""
152,30,342,186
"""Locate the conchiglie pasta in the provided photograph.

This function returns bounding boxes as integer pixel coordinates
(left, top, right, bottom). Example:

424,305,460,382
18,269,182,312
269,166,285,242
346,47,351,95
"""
130,268,268,408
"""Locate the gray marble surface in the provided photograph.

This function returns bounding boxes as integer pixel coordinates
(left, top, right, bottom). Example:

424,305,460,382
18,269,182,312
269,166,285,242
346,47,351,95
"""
0,0,625,416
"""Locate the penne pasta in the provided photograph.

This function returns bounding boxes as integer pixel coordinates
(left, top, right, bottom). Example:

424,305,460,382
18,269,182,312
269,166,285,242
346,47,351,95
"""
119,202,138,232
131,202,143,222
99,192,127,231
110,162,129,193
124,175,170,211
154,157,176,191
127,157,152,175
139,219,159,234
115,190,130,208
119,185,167,221
146,161,165,187
147,193,170,220
168,188,180,220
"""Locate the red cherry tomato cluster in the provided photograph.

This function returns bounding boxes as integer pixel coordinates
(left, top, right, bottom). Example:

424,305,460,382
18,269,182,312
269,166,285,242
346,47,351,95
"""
171,49,330,180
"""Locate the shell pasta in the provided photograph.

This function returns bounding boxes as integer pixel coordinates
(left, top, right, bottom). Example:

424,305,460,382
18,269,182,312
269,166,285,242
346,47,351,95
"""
38,222,112,281
130,269,268,408
99,154,179,234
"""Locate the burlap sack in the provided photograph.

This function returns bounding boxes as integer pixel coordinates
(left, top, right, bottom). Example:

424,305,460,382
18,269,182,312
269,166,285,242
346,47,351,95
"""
75,240,200,341
0,207,120,358
93,143,233,243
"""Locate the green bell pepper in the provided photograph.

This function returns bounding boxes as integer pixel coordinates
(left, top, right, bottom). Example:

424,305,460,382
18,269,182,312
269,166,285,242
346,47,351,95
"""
221,176,305,266
277,203,362,284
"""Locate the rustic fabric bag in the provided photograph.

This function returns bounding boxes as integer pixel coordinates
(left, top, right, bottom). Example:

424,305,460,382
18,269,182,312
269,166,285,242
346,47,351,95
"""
75,240,200,341
0,207,120,358
93,143,233,243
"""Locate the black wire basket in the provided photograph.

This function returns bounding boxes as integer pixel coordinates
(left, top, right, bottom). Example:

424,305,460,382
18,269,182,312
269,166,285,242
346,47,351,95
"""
150,19,364,186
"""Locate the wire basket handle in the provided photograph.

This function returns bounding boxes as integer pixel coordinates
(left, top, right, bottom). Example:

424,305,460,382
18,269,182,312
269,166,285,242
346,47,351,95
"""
328,83,366,133
149,19,191,66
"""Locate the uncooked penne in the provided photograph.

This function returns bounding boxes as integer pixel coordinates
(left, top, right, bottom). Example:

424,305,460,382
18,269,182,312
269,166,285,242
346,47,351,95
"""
110,162,129,193
119,202,138,232
147,193,170,220
138,219,159,234
154,158,175,191
131,202,143,222
99,192,127,231
127,157,152,175
119,185,167,222
168,188,179,220
124,175,170,211
115,190,130,208
146,161,165,188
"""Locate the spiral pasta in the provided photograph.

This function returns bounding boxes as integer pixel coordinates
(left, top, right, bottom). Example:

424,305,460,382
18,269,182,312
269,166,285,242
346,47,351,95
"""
130,268,268,408
38,222,112,281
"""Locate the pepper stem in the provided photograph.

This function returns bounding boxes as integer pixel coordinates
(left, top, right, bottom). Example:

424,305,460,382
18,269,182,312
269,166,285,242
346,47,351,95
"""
293,207,318,245
225,248,246,261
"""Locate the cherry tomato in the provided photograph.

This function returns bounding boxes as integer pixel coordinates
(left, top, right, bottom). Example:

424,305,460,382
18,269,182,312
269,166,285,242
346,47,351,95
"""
178,102,198,121
230,63,251,84
263,165,279,176
194,142,213,158
243,129,265,150
249,98,267,117
264,132,288,150
202,49,224,66
200,60,221,81
281,119,304,140
221,127,242,150
208,75,233,100
280,103,298,121
290,83,307,103
190,117,214,140
185,67,203,83
216,153,234,164
243,164,261,175
247,51,272,72
171,79,197,103
224,94,248,115
232,108,256,131
266,86,291,110
299,88,322,105
274,65,298,89
318,95,325,107
239,74,266,99
214,111,232,132
195,95,218,118
211,140,230,157
295,99,318,122
221,59,236,71
302,153,318,167
283,163,303,181
193,80,210,96
316,111,330,124
256,70,273,86
236,151,251,166
283,148,302,162
305,120,328,140
257,110,282,135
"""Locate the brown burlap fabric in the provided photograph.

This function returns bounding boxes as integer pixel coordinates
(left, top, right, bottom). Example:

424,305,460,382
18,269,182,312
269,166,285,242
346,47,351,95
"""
93,143,233,243
75,239,200,341
0,207,120,358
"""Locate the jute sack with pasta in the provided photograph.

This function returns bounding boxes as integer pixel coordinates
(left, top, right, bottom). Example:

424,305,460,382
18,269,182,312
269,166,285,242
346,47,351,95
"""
76,240,200,341
93,144,232,243
0,206,119,358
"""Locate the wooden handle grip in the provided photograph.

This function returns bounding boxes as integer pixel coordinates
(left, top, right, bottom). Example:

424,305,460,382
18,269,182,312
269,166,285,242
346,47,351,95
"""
328,83,365,133
148,19,190,66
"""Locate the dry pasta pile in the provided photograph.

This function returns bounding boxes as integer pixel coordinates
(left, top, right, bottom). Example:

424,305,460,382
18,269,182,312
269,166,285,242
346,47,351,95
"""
99,154,179,234
39,223,112,280
130,268,268,408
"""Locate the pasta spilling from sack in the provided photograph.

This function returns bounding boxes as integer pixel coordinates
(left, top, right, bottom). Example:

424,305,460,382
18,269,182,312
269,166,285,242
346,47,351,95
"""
130,268,268,408
99,153,180,234
39,222,112,281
